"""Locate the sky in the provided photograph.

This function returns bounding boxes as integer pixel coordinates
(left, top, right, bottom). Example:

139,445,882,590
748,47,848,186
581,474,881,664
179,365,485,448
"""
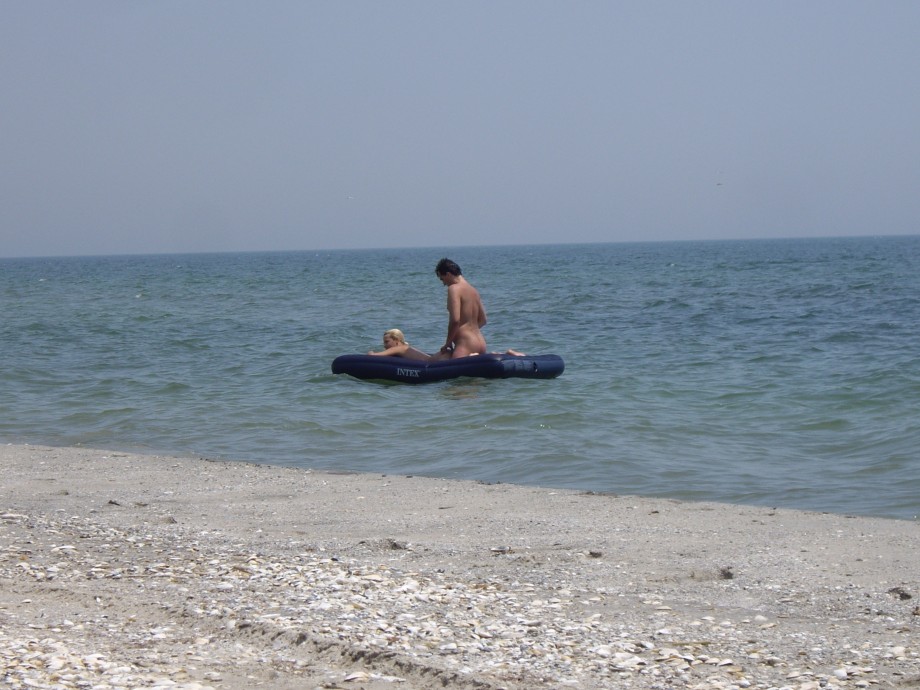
2,2,919,258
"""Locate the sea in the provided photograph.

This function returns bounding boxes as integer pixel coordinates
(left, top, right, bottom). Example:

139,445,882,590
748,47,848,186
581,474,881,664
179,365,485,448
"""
2,236,919,521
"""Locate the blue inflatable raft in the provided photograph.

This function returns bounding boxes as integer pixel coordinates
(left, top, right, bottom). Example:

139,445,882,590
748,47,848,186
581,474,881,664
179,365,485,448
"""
331,353,564,384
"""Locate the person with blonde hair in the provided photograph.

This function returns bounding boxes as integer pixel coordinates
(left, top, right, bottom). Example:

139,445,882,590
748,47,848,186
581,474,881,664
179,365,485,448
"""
368,328,523,360
368,329,444,361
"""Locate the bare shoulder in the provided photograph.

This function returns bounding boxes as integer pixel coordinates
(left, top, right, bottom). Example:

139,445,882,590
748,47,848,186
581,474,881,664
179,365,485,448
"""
455,279,479,298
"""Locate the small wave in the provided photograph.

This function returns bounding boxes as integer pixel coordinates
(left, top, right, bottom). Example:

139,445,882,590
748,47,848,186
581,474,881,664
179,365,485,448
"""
155,382,191,394
793,418,850,432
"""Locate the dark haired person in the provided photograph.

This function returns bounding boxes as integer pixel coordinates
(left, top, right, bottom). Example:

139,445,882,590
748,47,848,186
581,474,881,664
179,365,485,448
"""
434,258,488,358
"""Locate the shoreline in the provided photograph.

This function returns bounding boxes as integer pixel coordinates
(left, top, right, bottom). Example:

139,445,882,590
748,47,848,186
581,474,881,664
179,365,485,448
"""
2,443,919,689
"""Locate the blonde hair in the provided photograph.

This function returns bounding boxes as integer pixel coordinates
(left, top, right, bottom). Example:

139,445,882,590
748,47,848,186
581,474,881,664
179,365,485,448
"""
384,328,407,344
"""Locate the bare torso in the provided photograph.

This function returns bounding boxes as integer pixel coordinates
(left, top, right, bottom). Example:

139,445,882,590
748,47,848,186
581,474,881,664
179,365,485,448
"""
444,277,487,358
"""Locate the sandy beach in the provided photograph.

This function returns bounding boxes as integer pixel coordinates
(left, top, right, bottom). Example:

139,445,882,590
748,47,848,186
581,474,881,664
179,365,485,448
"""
2,444,918,689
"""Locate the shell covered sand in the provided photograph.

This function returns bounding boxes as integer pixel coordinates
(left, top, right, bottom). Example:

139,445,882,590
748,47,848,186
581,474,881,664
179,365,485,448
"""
2,444,919,689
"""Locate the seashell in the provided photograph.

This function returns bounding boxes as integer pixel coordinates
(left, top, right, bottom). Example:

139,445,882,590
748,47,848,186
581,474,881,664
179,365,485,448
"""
611,653,646,669
656,647,681,659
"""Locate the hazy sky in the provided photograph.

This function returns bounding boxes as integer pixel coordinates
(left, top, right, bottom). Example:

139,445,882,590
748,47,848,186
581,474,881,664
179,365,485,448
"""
2,2,918,257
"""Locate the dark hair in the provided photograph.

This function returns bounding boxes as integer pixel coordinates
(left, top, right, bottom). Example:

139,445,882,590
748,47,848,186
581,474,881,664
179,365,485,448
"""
435,258,461,276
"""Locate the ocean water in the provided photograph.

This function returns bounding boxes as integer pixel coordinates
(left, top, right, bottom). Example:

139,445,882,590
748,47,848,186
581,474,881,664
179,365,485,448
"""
2,237,919,520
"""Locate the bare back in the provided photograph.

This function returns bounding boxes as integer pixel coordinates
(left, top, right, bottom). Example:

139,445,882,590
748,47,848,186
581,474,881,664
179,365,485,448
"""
445,277,487,358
